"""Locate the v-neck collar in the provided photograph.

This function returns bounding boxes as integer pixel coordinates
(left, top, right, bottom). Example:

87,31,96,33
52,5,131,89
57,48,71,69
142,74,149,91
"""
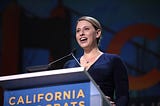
78,53,104,71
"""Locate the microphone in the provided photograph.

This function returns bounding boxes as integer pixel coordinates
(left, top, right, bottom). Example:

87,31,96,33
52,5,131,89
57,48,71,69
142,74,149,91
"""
26,48,80,72
48,48,78,68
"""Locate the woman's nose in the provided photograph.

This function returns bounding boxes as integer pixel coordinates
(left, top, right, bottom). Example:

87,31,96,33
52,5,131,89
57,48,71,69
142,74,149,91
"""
80,30,84,36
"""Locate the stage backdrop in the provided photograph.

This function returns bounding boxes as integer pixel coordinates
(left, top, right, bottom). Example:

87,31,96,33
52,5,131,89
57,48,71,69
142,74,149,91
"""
0,0,160,105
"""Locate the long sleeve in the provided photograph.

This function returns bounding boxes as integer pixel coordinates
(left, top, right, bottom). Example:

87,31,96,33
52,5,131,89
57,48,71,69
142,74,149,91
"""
112,56,129,106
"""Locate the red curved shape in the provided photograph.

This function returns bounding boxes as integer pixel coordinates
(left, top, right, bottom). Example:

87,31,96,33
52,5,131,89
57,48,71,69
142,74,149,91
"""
129,69,160,90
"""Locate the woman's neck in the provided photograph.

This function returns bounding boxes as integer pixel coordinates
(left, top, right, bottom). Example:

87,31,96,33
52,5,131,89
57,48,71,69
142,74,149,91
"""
83,47,101,57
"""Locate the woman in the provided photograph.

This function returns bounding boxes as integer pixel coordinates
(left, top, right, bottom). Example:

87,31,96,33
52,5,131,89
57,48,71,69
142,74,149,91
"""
64,16,129,106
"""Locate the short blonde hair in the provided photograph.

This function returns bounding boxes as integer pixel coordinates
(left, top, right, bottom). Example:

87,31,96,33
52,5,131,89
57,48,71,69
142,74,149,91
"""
77,16,102,30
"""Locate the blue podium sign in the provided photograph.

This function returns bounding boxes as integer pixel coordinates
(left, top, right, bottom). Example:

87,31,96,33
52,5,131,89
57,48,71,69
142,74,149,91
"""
0,67,111,106
4,82,90,106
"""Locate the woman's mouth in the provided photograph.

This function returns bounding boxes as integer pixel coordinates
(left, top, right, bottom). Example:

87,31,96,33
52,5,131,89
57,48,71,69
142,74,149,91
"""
80,37,87,42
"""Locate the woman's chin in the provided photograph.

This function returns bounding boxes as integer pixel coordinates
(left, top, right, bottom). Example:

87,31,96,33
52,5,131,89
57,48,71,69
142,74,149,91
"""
79,44,88,48
81,46,90,50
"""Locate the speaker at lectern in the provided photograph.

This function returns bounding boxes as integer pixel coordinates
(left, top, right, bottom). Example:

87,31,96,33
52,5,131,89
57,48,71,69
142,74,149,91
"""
0,67,111,106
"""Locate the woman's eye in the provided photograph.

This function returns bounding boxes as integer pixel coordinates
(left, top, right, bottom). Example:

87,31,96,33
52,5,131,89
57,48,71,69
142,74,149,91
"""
76,29,80,32
85,28,89,30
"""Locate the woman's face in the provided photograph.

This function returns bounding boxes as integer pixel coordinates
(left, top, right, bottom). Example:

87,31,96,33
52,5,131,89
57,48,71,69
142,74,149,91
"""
76,20,101,49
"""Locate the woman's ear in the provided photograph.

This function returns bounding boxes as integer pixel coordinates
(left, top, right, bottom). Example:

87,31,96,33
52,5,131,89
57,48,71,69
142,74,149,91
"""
96,29,101,38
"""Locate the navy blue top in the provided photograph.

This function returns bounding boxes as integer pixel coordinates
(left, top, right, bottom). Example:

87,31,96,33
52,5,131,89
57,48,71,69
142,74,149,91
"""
64,53,129,106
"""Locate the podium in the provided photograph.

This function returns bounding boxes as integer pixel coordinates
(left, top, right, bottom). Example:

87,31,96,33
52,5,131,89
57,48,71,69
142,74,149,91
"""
0,67,111,106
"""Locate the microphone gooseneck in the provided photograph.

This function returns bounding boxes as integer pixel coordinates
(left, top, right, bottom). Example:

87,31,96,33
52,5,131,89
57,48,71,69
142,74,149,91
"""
48,53,72,67
48,48,79,68
26,48,80,72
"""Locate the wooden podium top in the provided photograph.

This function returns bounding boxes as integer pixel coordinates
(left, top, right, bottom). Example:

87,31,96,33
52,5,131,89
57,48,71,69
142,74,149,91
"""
0,67,90,90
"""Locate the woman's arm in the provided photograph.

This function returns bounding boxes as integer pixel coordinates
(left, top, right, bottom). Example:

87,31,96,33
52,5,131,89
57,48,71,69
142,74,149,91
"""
113,55,129,106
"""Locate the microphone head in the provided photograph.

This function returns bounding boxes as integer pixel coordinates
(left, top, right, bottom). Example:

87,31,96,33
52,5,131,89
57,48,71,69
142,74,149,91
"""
71,48,77,54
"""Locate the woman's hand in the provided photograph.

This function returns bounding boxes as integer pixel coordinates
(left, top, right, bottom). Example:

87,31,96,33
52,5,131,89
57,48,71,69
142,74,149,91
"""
106,96,116,106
